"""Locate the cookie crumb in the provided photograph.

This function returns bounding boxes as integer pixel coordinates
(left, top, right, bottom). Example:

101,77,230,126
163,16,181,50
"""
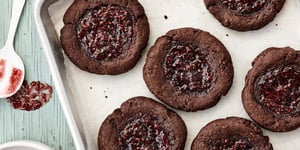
226,34,229,37
164,15,168,20
90,87,93,89
105,96,108,99
275,24,278,26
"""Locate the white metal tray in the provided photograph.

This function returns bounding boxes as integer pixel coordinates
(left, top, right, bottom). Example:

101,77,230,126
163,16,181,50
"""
34,0,300,149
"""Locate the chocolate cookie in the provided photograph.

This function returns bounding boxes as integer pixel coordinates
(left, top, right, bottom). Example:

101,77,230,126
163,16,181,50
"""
61,0,149,75
204,0,285,31
98,96,187,149
242,47,300,132
191,117,273,150
143,28,233,112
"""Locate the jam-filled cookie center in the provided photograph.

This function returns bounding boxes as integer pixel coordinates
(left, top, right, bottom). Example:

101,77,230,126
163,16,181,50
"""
255,64,300,115
163,41,212,93
77,5,134,61
210,136,252,150
118,113,171,150
220,0,269,15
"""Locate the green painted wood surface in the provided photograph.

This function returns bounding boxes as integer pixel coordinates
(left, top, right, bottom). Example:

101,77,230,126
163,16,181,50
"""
0,0,76,149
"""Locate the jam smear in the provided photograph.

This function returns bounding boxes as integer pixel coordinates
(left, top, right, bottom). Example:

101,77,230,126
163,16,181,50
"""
6,80,53,111
210,136,252,150
118,113,170,150
220,0,269,15
77,5,134,61
163,41,212,93
0,59,5,80
7,68,23,94
255,64,300,115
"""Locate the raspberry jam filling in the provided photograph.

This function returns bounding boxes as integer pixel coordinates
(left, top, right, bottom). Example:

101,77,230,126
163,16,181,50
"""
6,80,53,111
118,113,171,150
220,0,269,15
255,64,300,115
163,41,212,93
210,136,252,150
77,5,134,60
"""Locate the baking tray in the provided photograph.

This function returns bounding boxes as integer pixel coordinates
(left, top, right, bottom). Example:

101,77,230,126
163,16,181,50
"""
34,0,300,150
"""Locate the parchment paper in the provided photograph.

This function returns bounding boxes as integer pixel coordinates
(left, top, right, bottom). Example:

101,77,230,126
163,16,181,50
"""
48,0,300,149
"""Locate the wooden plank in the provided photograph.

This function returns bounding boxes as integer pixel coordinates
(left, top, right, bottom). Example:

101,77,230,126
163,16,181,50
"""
0,0,76,149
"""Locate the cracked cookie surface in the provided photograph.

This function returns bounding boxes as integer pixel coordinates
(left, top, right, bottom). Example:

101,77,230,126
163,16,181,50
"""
143,28,233,112
242,47,300,132
204,0,285,31
61,0,149,75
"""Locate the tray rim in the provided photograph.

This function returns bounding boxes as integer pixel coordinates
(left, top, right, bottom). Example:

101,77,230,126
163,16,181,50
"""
34,0,86,150
32,0,300,150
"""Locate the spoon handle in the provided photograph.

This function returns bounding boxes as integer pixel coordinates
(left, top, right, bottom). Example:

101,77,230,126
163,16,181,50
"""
5,0,26,48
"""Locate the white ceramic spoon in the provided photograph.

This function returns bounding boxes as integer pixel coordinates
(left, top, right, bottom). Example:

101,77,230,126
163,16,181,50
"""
0,0,25,98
